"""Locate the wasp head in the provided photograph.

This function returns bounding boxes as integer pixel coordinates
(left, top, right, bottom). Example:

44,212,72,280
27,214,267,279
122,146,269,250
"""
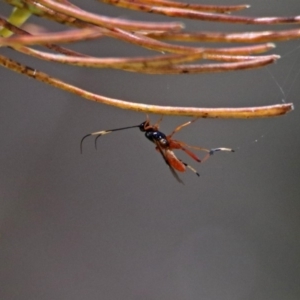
139,120,150,132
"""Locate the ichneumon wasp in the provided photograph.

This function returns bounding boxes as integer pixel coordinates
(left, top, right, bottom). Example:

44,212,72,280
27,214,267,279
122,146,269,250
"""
80,116,234,184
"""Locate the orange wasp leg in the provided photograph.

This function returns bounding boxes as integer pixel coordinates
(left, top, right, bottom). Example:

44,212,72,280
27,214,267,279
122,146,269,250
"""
177,142,234,163
165,149,200,177
167,139,203,162
143,114,163,131
153,115,164,130
156,117,234,167
168,118,199,139
165,118,202,162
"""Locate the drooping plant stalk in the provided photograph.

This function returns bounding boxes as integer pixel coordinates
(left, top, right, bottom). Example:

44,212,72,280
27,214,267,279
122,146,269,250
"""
0,0,298,117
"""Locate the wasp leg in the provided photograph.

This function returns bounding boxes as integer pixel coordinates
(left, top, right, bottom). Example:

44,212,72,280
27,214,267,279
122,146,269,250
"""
181,161,200,177
168,118,199,138
201,147,235,163
168,139,202,162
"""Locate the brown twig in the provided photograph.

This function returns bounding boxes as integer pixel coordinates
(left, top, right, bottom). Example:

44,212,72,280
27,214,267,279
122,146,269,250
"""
0,53,293,118
0,0,298,119
100,0,300,25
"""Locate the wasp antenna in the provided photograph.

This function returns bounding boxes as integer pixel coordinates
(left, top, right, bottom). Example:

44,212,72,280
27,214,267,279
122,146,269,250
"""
80,130,109,153
94,133,107,150
80,133,93,154
83,125,141,150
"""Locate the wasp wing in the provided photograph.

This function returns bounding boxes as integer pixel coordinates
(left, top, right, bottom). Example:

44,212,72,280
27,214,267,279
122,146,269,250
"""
154,141,184,184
